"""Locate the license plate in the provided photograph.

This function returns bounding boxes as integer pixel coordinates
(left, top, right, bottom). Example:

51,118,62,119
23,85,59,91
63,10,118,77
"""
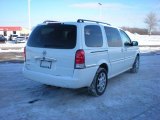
40,60,52,69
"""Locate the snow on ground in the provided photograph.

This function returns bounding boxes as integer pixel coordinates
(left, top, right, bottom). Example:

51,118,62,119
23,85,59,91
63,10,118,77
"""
140,47,160,54
0,48,24,53
0,55,160,120
0,41,26,53
0,41,26,48
135,35,160,46
125,32,160,46
125,32,160,53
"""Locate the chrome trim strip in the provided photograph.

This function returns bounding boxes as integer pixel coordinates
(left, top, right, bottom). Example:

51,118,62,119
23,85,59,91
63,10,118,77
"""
90,50,108,53
85,64,97,68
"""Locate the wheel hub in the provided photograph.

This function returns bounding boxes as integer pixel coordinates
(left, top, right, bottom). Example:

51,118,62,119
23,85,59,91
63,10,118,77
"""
97,72,106,93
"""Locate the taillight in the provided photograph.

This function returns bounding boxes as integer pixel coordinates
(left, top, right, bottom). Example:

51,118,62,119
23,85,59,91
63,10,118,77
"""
75,49,85,69
24,47,26,62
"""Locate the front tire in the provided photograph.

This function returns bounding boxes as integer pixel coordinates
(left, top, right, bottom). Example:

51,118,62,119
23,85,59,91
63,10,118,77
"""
130,56,140,73
88,68,108,96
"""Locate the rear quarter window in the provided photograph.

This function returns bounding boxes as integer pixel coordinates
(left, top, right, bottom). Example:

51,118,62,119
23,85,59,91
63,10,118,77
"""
27,24,77,49
84,25,103,47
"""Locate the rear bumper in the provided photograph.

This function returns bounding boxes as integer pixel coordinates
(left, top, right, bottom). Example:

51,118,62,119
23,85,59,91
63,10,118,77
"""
23,66,98,89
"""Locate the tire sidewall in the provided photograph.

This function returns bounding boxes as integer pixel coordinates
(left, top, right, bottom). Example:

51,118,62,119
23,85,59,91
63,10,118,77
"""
95,68,108,96
133,56,140,72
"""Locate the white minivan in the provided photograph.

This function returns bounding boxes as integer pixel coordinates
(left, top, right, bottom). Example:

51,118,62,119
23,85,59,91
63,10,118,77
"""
23,19,139,96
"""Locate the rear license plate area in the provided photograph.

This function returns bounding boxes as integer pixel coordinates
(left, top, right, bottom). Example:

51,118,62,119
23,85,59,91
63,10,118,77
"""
40,60,52,69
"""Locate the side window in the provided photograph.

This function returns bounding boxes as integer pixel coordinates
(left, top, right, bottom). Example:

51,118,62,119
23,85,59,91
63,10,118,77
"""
104,27,122,47
84,25,103,47
120,30,131,46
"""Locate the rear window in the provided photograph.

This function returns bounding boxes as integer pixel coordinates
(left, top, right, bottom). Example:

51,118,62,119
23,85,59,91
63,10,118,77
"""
27,24,77,49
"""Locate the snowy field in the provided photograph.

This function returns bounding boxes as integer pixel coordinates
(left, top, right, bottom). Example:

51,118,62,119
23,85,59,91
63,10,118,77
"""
0,55,160,120
0,41,25,53
128,34,160,53
126,34,160,46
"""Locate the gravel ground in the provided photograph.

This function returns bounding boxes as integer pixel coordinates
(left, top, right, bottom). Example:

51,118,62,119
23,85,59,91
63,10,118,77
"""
0,54,160,120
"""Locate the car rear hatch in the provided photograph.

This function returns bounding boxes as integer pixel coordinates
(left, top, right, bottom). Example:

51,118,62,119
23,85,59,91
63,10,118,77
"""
25,23,77,77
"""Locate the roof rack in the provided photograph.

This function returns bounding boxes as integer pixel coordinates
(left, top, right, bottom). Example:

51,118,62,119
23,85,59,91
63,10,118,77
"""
43,20,60,23
77,19,111,26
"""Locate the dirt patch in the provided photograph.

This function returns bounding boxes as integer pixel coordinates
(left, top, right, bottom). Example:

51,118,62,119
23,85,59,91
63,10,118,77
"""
0,52,24,62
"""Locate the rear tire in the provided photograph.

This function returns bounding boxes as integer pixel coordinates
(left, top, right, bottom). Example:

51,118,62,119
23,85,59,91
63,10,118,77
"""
130,56,140,73
88,68,108,96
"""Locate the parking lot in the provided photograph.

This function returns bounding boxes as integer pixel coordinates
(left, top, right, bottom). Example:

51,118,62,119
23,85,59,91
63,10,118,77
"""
0,53,160,120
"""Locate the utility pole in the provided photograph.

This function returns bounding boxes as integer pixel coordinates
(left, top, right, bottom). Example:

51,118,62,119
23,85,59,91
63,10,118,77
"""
98,3,102,20
28,0,31,33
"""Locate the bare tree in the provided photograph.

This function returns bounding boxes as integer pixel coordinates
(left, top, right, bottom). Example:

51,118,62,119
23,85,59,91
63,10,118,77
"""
144,12,158,35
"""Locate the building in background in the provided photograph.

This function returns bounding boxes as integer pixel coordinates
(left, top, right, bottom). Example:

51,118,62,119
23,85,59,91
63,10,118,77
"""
0,26,29,40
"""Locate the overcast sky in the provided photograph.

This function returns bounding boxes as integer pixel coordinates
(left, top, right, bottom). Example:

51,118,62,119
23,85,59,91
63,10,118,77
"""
1,0,160,28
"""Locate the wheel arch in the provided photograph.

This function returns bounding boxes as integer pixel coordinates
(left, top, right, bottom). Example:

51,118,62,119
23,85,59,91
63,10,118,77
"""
99,63,108,73
97,60,110,74
135,53,140,61
88,62,109,96
137,53,140,58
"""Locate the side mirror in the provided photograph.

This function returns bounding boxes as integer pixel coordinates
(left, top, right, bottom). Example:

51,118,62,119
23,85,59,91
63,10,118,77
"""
131,41,138,46
124,42,131,46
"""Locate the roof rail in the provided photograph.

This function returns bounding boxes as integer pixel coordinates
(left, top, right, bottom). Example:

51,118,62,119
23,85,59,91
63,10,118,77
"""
43,20,60,23
77,19,111,26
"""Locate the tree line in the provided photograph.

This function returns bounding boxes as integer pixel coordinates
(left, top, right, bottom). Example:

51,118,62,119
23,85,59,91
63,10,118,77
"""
122,12,160,35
